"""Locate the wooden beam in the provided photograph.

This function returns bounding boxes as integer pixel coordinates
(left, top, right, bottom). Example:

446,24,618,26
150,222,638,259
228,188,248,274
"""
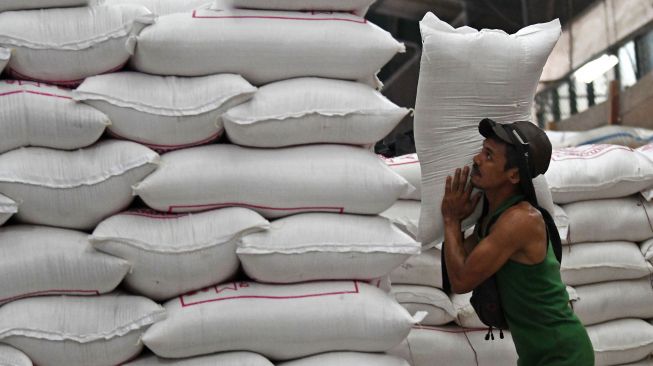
608,79,620,125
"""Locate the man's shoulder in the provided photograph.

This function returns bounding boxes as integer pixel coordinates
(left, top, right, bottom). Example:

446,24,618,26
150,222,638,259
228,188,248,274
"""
495,202,544,235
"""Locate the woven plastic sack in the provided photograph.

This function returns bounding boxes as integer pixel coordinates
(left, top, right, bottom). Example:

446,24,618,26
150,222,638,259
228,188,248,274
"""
277,352,409,366
237,213,420,283
125,352,274,365
0,0,88,11
414,13,560,245
91,208,269,301
389,248,442,288
0,225,130,305
0,140,159,230
74,72,255,151
0,48,9,73
572,278,653,326
391,285,455,326
380,200,420,239
98,0,212,15
587,319,653,366
0,5,153,86
228,0,375,13
223,77,408,148
0,293,165,366
0,193,18,226
132,8,404,85
134,144,412,218
0,80,109,154
0,344,32,366
143,281,425,360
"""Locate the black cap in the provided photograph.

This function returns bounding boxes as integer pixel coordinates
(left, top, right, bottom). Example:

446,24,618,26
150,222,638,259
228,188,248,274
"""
478,118,552,178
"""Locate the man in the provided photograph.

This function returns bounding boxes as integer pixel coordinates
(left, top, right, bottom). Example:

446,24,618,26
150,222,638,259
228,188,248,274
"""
441,118,594,365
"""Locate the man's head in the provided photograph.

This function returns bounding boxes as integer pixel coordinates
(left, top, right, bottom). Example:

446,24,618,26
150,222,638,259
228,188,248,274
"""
471,119,552,199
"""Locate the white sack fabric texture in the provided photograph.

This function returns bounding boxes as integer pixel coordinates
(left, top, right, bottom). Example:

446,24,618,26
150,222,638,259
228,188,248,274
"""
0,80,109,154
98,0,213,16
380,200,421,239
545,144,653,204
0,193,18,226
0,140,159,230
131,8,404,85
90,208,269,301
587,319,653,366
381,154,422,200
125,352,274,365
414,13,560,244
276,352,410,366
142,281,423,360
223,77,408,148
391,285,456,326
0,344,32,366
74,72,256,150
388,326,518,366
0,5,153,86
563,196,653,243
553,204,570,244
560,241,652,286
0,225,130,305
389,248,442,288
571,278,653,326
134,144,412,218
228,0,375,12
0,48,9,73
642,238,653,263
236,213,420,283
0,293,166,366
637,143,653,200
0,0,88,11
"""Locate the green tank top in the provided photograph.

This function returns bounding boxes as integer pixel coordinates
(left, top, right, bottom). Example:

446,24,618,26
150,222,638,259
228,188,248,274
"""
479,195,594,366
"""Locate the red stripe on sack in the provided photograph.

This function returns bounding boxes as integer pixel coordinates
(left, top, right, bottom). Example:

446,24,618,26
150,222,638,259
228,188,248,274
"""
107,129,222,151
387,160,420,167
0,289,100,304
191,10,367,24
0,89,71,99
6,62,127,87
167,202,345,214
180,281,359,307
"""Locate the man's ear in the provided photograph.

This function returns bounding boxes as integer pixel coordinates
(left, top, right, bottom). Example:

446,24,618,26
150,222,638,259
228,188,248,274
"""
508,167,520,185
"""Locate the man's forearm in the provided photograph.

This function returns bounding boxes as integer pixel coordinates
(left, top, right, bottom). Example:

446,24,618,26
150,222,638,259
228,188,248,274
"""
443,218,468,292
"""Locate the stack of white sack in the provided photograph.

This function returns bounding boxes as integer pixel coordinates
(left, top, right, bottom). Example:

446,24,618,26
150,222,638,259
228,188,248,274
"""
546,125,653,150
540,143,653,365
388,11,560,366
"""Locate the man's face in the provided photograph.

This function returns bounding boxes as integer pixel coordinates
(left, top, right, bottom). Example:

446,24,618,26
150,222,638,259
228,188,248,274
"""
471,138,518,190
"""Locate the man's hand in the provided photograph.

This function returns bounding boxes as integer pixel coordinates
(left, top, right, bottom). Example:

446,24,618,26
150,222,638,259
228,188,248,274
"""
441,166,482,224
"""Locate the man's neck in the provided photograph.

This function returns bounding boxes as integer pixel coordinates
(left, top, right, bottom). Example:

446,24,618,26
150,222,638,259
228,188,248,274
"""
484,186,522,215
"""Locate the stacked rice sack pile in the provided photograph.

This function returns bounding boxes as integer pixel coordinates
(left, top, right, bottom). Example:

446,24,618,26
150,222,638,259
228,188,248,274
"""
543,143,653,365
546,125,653,150
0,0,426,365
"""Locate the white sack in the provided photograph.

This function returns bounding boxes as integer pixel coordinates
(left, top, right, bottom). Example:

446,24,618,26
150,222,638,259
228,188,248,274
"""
223,77,408,148
553,204,570,244
560,241,652,286
0,225,130,305
623,358,653,366
452,286,579,329
642,238,653,263
0,0,88,11
0,293,166,366
587,318,653,366
389,248,442,288
74,72,255,151
391,285,455,326
0,344,32,366
0,192,17,226
572,278,653,326
564,196,653,243
131,8,404,85
237,213,419,283
388,326,518,366
0,80,109,154
549,125,653,149
134,144,411,218
98,0,212,15
0,140,159,230
126,352,274,365
380,200,421,240
0,5,153,86
381,154,421,200
277,352,409,366
142,281,424,360
414,13,560,245
637,143,653,200
545,144,653,204
0,47,9,73
90,208,269,301
228,0,375,13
